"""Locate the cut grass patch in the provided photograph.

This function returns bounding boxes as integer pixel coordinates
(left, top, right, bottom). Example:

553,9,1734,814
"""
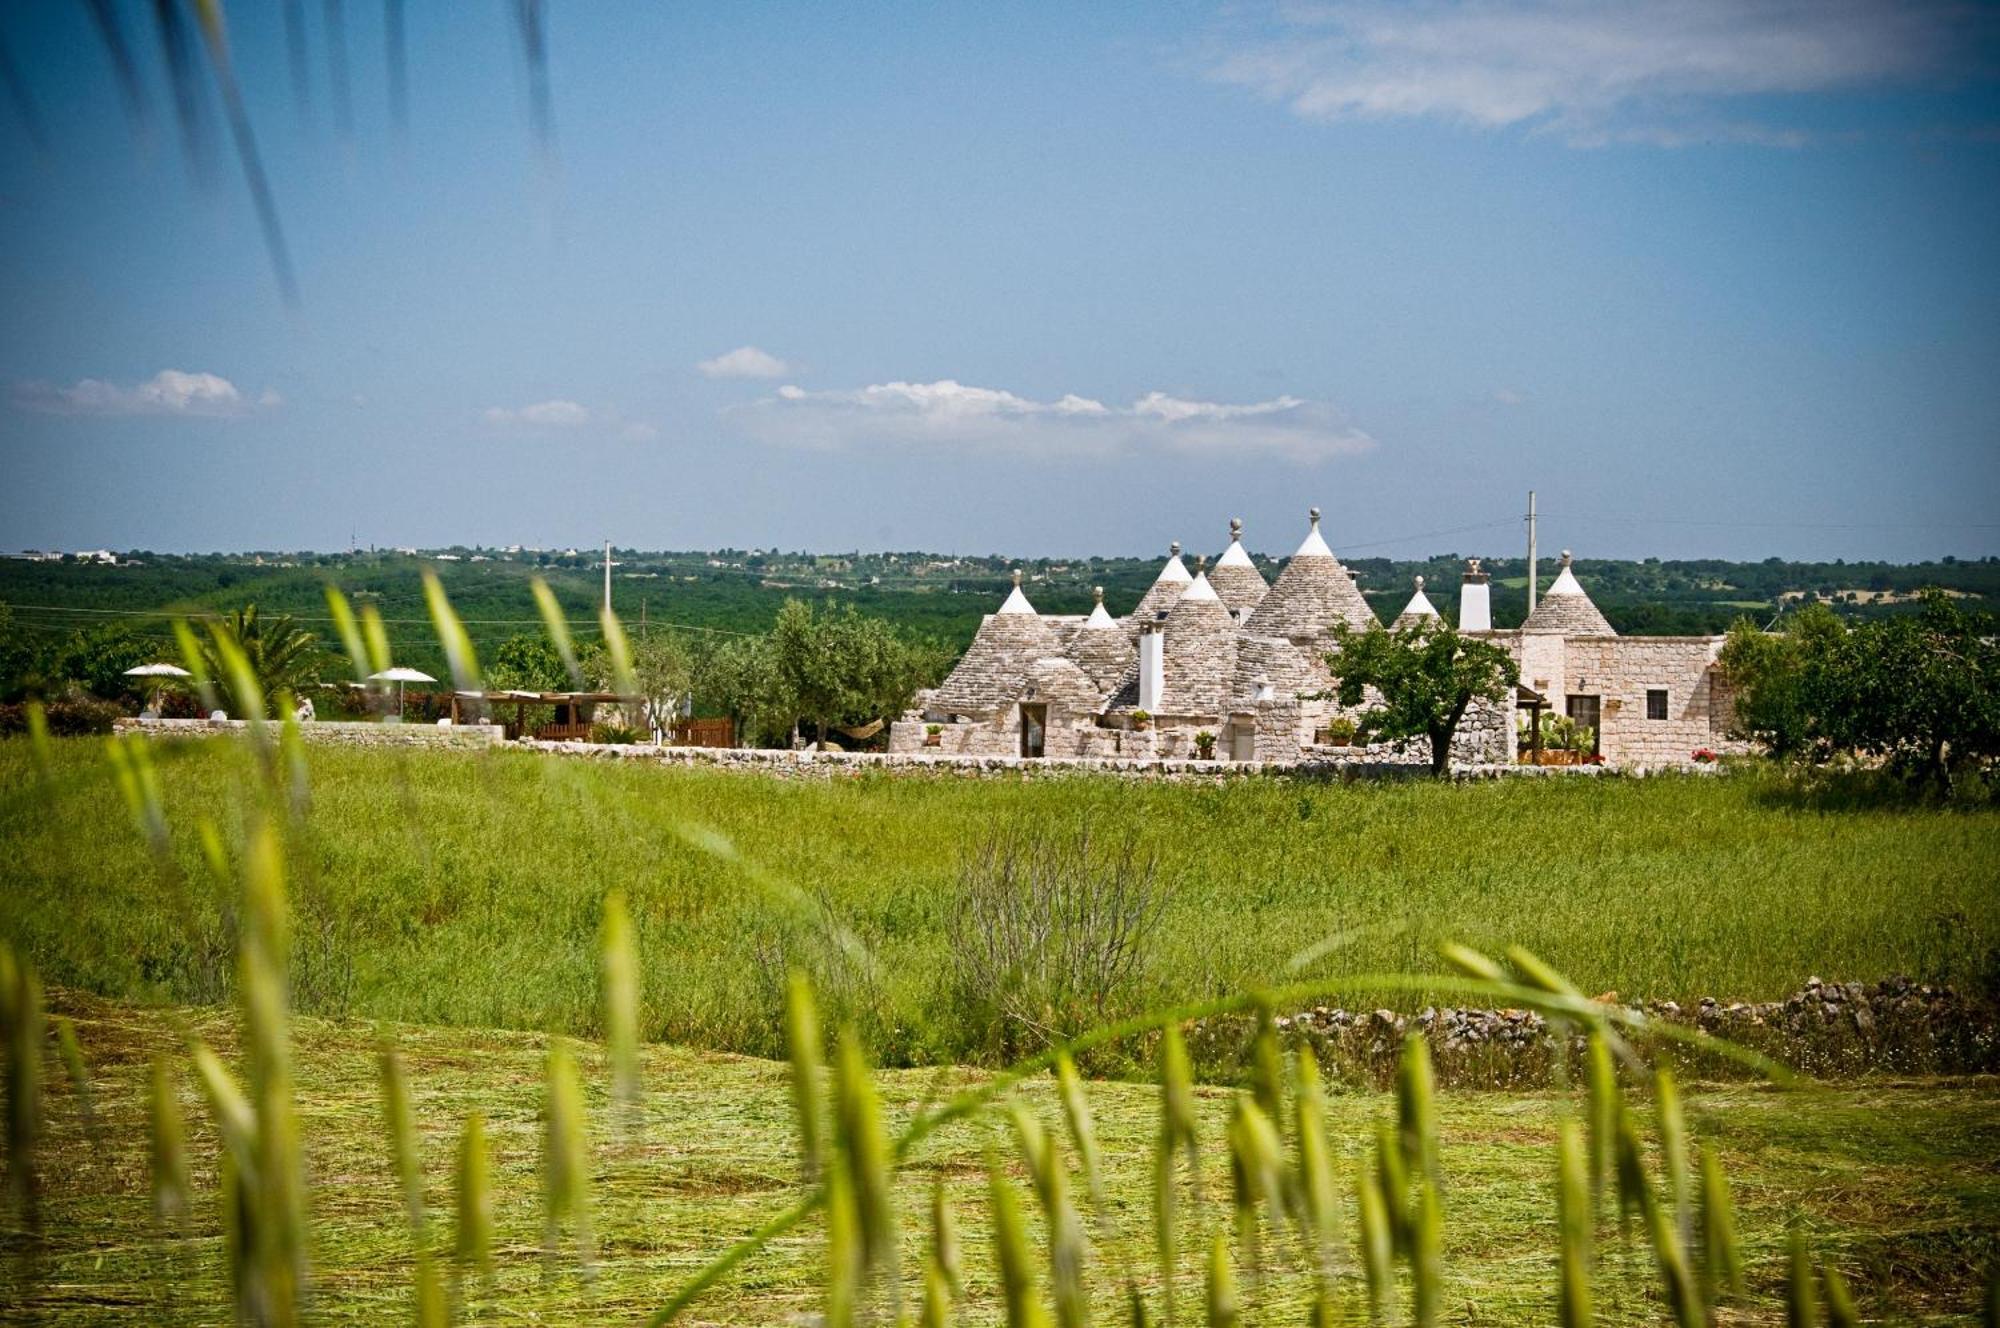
9,992,1998,1325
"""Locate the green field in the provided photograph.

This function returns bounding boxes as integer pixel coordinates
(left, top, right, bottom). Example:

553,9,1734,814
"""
4,740,1996,1069
13,991,1998,1325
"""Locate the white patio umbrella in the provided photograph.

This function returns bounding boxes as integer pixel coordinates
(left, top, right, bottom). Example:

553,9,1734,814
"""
124,662,193,712
366,666,437,720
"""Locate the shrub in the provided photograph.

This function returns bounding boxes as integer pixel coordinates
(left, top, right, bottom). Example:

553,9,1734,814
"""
947,824,1164,1063
0,693,121,737
590,722,640,745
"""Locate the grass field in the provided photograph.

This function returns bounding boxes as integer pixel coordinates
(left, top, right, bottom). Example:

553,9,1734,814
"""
3,739,1996,1069
10,990,1998,1325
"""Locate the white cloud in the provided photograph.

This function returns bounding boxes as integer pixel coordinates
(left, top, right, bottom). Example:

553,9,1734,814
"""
483,399,592,428
1208,0,1984,146
697,345,791,379
731,379,1375,462
1493,387,1526,406
11,369,260,418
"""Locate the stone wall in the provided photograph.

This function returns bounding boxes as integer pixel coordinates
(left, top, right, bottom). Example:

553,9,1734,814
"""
1187,975,1997,1089
1562,635,1748,767
115,717,507,749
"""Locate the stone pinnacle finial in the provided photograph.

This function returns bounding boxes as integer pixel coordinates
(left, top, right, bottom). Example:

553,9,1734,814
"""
1230,517,1242,540
1561,549,1572,564
1170,541,1181,557
1414,575,1425,591
1012,567,1023,587
1308,507,1321,527
1467,557,1482,574
1093,585,1104,605
1196,554,1208,574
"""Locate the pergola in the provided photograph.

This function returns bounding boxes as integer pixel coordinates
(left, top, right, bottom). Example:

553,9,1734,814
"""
449,690,642,740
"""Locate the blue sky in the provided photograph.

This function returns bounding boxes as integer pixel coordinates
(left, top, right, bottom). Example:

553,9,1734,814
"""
1,1,1997,562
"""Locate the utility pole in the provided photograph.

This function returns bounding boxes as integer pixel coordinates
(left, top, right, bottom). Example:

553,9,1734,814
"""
602,539,615,616
1525,490,1538,616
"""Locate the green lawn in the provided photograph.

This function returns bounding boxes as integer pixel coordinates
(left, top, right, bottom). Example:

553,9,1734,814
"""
2,739,1996,1069
10,992,1997,1325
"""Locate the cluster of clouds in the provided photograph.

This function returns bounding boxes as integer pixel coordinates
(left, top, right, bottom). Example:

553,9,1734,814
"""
482,399,658,441
11,370,279,418
11,348,1379,464
729,378,1376,462
1207,0,1987,146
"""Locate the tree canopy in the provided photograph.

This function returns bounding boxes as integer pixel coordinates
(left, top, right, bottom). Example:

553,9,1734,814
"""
1318,619,1520,777
1720,591,1998,794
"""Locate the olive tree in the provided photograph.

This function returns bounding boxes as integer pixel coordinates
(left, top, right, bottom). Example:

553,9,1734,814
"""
1317,619,1520,777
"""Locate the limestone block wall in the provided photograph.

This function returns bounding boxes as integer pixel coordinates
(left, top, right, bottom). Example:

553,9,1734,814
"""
1560,636,1746,767
115,717,507,749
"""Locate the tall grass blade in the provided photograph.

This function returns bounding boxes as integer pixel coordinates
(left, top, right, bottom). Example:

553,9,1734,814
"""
1410,1178,1443,1328
150,1058,189,1228
455,1112,492,1273
1292,1048,1339,1285
1821,1262,1860,1328
377,1035,427,1242
240,822,305,1325
1698,1143,1742,1300
420,568,483,693
1373,1121,1410,1257
1397,1033,1439,1191
1249,1001,1285,1138
530,577,585,687
172,619,221,716
1055,1050,1106,1210
1205,1234,1239,1328
930,1179,963,1299
1655,1067,1690,1245
1013,1106,1088,1328
1554,1119,1592,1328
825,1151,860,1328
542,1038,593,1271
1353,1158,1391,1320
324,586,370,684
785,972,825,1185
833,1029,897,1295
1227,1097,1284,1277
2,947,44,1228
600,890,641,1108
1437,941,1505,984
1156,1022,1199,1326
599,602,640,701
359,602,393,677
190,0,302,306
1788,1230,1820,1328
23,701,51,777
989,1152,1046,1328
54,1017,94,1135
1584,1035,1617,1206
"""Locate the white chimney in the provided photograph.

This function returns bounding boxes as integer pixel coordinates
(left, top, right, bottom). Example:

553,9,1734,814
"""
1459,558,1492,632
1138,625,1164,714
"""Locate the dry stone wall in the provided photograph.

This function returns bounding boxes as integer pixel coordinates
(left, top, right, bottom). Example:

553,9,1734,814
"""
115,717,506,749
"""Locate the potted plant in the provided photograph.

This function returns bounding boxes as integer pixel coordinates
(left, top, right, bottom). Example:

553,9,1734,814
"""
1193,730,1217,760
923,723,942,748
1131,709,1152,732
1320,716,1357,748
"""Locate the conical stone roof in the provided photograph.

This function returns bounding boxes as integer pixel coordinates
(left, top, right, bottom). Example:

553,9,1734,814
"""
1244,508,1378,641
1065,587,1134,693
930,573,1063,715
1208,518,1269,616
1392,576,1441,630
1159,573,1237,715
1131,542,1194,624
1522,551,1616,636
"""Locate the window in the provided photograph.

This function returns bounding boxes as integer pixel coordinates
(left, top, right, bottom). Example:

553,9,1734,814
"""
1646,688,1668,721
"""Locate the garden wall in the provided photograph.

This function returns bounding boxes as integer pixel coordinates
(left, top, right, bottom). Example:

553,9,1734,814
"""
114,717,507,749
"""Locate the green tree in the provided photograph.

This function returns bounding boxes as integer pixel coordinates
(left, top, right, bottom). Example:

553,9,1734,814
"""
199,606,325,715
486,633,569,692
1724,592,1999,794
698,633,790,747
585,632,694,741
1317,619,1521,777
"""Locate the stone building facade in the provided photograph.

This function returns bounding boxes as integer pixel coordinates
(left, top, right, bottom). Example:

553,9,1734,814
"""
889,511,1747,770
